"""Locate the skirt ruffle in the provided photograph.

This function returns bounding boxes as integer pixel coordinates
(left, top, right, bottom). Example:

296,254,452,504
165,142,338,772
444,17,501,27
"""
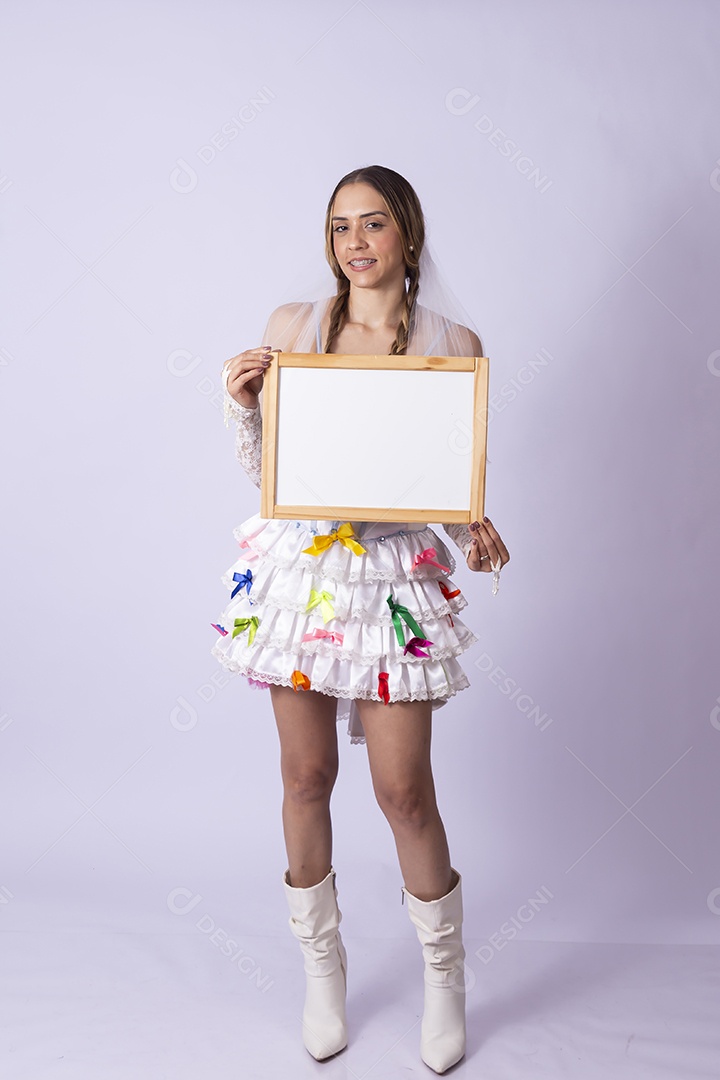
210,514,478,744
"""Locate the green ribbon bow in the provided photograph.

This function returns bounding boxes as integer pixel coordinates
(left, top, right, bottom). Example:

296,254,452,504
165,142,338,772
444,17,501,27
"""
232,616,260,645
386,594,426,648
306,588,335,624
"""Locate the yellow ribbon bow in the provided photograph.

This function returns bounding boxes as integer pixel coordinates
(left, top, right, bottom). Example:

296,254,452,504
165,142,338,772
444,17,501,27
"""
232,616,260,645
291,670,311,692
302,522,367,558
306,588,335,624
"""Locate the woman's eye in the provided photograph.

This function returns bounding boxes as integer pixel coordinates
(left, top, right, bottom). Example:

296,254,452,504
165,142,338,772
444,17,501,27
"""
333,225,347,233
366,221,382,229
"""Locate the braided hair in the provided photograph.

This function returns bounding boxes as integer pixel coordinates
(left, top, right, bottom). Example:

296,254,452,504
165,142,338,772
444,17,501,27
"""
323,165,425,355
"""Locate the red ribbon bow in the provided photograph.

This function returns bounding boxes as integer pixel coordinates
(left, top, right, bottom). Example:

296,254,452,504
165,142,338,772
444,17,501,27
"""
378,671,390,704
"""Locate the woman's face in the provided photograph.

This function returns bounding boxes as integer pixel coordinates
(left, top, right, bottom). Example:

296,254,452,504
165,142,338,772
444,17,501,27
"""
330,182,407,289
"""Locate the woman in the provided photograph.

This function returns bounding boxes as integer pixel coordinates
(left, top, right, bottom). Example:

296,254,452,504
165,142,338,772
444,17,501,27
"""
217,165,510,1073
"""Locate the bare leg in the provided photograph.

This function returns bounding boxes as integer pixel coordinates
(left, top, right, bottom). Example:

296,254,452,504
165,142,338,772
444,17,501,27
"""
270,684,340,889
355,697,454,901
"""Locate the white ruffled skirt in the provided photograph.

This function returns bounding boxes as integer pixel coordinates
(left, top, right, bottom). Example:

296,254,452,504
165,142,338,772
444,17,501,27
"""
210,514,478,744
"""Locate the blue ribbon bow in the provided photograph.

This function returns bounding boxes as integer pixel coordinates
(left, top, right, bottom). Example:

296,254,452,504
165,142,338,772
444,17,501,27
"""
231,569,253,599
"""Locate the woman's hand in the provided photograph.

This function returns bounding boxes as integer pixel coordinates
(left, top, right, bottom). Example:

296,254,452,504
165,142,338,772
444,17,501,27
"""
466,516,510,573
222,346,275,410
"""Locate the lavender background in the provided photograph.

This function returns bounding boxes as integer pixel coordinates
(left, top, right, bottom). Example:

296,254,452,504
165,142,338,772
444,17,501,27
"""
1,0,719,962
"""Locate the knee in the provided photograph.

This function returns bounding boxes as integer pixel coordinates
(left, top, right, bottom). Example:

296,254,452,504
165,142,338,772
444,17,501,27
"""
283,764,337,806
375,782,436,829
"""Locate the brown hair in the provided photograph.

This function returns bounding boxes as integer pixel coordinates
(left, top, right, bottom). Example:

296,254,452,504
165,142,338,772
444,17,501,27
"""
323,165,425,354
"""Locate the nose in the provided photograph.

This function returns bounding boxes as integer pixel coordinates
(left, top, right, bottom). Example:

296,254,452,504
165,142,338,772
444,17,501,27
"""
347,223,368,249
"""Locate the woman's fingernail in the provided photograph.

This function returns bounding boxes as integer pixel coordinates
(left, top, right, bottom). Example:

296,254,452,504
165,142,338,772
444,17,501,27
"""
472,520,480,528
483,516,490,522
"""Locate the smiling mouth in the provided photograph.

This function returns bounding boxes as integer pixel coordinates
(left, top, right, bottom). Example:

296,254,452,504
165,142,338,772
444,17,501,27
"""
348,258,376,268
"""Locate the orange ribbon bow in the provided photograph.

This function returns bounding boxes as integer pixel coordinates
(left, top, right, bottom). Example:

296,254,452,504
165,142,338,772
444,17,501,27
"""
291,670,311,692
438,580,462,601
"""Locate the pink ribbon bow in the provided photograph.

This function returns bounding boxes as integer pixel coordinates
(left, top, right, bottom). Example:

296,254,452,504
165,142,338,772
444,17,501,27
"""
301,628,345,646
403,636,434,658
236,539,259,561
409,547,450,574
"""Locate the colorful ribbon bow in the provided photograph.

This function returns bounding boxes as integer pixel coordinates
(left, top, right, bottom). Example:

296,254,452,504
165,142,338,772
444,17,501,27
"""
291,670,311,692
409,547,450,574
210,623,228,636
302,523,367,558
231,569,253,599
378,671,390,704
232,616,260,645
403,637,434,658
386,594,426,648
237,539,258,561
305,588,335,624
301,628,345,646
438,580,462,601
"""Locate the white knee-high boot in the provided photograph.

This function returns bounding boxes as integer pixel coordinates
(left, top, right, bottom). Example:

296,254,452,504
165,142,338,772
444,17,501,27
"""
282,865,348,1060
402,867,466,1074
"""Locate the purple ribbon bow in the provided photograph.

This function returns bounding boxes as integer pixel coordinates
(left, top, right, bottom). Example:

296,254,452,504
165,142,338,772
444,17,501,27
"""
403,636,434,658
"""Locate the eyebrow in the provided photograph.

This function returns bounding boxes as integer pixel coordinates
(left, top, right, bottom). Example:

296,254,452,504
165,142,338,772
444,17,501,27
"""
331,210,389,221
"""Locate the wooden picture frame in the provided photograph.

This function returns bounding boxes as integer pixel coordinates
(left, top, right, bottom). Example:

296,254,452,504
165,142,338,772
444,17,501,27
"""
260,352,489,524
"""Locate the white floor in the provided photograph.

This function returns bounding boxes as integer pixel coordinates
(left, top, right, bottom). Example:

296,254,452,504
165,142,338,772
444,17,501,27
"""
2,929,718,1079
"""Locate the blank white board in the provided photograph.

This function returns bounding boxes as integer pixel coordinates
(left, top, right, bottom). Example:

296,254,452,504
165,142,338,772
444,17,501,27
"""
261,353,489,523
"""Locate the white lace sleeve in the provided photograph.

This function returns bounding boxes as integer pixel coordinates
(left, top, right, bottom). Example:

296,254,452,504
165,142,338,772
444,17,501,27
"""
441,522,474,561
223,389,263,490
